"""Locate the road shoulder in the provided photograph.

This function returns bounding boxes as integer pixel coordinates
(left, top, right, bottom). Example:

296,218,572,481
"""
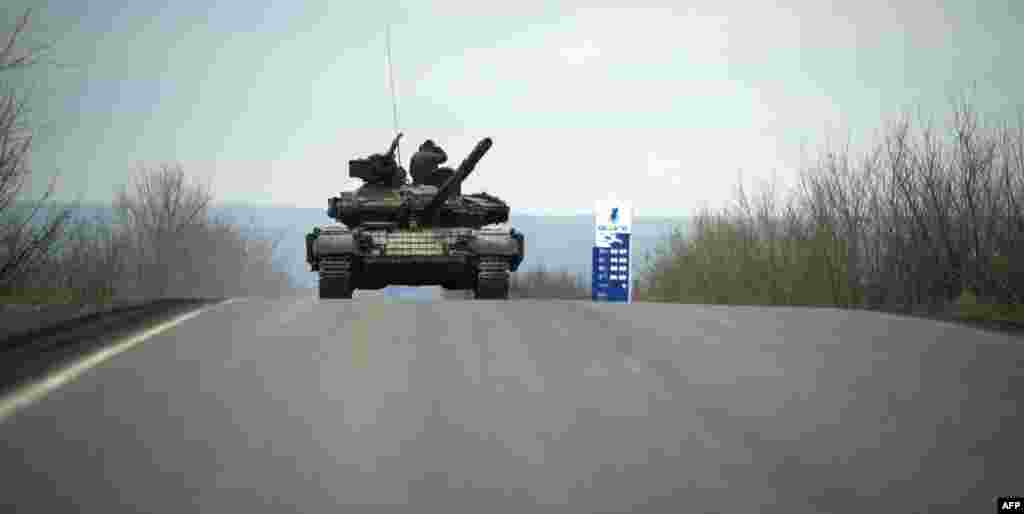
0,298,225,396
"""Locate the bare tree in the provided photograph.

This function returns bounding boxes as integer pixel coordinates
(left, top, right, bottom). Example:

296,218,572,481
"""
637,89,1024,322
0,9,69,289
113,162,211,298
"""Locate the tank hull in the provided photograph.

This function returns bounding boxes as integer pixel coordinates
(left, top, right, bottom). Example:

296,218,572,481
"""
307,224,524,299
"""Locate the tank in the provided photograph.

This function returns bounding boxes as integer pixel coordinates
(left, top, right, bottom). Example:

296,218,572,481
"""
305,133,525,299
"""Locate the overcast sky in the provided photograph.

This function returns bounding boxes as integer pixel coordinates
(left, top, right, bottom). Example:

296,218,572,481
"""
7,0,1022,216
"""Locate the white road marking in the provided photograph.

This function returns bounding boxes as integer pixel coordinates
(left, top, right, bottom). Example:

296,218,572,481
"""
0,298,241,424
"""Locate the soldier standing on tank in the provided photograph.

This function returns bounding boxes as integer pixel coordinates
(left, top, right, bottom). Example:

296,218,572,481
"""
410,140,448,186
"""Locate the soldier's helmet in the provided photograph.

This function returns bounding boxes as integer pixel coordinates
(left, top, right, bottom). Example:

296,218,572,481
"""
421,140,442,152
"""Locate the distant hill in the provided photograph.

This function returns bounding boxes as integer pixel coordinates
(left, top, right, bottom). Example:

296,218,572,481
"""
25,204,691,290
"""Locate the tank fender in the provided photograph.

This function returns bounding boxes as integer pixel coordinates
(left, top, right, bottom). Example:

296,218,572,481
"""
467,230,520,257
313,228,358,257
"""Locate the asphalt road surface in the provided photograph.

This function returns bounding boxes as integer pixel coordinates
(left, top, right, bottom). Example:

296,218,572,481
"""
1,293,1021,513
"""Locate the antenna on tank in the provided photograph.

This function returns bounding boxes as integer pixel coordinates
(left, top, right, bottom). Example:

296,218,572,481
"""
385,23,401,166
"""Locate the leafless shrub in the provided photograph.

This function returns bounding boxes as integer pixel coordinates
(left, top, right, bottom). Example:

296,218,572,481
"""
7,162,299,304
99,163,297,300
111,162,212,298
0,10,303,305
639,90,1024,316
0,9,69,290
510,262,589,300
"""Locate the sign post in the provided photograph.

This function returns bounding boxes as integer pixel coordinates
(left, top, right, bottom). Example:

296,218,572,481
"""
592,199,632,303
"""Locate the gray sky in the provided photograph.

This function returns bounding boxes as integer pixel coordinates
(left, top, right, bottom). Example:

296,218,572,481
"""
8,0,1023,216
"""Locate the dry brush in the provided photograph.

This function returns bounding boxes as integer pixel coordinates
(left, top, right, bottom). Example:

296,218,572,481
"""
639,94,1024,320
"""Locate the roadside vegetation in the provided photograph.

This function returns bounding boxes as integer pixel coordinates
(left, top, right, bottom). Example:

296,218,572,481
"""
638,94,1024,330
0,9,298,307
508,263,589,300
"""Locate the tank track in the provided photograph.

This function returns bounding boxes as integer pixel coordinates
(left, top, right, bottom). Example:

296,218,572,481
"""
474,257,510,300
319,256,354,299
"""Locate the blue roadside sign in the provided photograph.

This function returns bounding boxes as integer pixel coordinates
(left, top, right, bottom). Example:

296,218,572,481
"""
593,200,632,303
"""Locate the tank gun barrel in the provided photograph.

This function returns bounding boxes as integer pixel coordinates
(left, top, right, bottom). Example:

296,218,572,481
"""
421,137,493,220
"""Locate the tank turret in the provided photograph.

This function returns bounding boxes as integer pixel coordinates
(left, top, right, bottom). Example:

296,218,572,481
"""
328,136,506,229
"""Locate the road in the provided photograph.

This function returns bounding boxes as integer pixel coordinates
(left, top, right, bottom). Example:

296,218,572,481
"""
1,293,1021,513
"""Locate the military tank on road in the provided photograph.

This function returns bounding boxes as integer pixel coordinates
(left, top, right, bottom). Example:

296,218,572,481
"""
305,134,524,299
